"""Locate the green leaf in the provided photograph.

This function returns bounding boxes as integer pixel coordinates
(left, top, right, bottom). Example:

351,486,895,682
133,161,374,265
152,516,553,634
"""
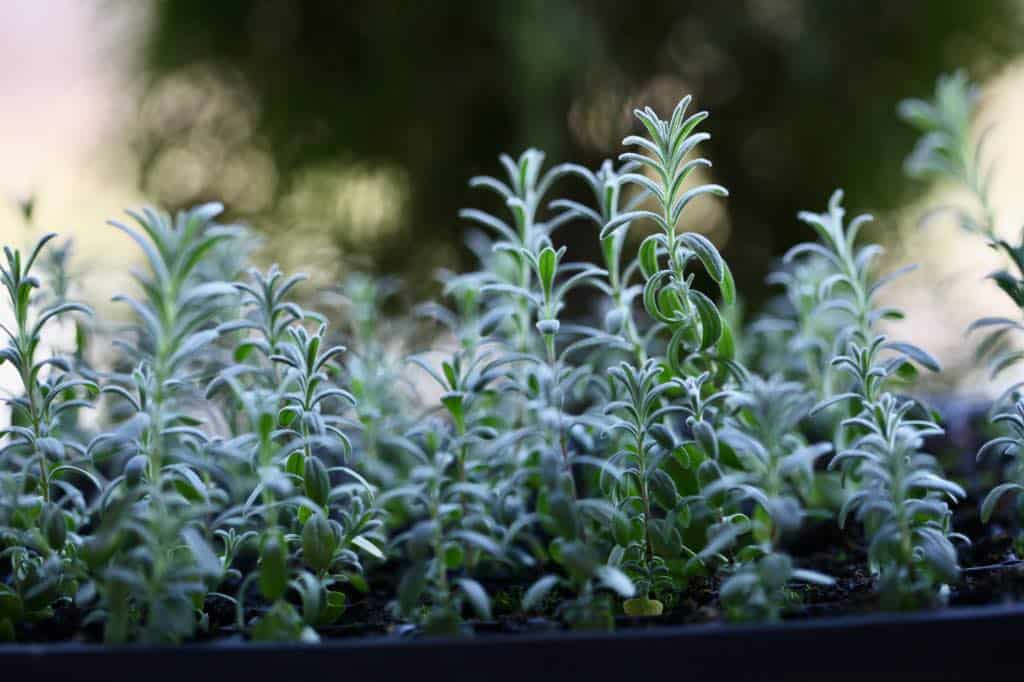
689,289,721,350
649,468,680,510
612,510,634,546
443,542,465,569
259,534,288,602
559,540,600,577
303,456,330,507
981,482,1024,522
639,236,660,280
258,412,274,443
791,568,835,586
398,562,428,615
440,390,465,426
285,450,305,477
594,565,635,598
251,600,310,642
407,521,436,560
716,317,736,360
36,437,65,461
49,464,102,493
302,515,338,571
545,494,578,539
522,574,560,611
691,420,719,460
182,527,222,579
41,504,66,550
719,262,736,306
234,342,258,362
649,423,676,450
679,232,724,282
884,341,941,372
538,246,557,299
171,466,208,503
346,573,369,593
278,406,299,427
643,272,673,323
455,578,492,620
315,591,346,627
442,361,458,388
451,530,503,558
351,535,384,560
893,360,919,382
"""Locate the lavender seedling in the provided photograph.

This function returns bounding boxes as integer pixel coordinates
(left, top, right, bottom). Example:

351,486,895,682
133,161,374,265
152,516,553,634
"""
704,375,834,621
0,234,97,640
795,192,966,609
900,73,1024,544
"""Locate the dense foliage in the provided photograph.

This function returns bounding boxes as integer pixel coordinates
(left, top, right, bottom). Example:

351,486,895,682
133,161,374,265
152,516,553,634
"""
0,78,1013,644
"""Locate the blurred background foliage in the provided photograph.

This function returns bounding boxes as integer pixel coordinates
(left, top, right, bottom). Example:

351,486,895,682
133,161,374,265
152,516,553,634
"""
3,0,1024,398
132,0,1024,307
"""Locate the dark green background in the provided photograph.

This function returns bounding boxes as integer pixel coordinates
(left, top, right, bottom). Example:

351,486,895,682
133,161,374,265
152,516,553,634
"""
133,0,1022,306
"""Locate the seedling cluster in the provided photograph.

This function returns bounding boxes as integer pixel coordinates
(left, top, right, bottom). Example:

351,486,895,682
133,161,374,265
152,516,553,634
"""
0,79,1013,643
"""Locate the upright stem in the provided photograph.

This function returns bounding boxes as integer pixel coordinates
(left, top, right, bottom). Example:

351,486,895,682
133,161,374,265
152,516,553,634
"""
430,479,449,606
546,336,576,501
18,340,49,502
636,432,655,593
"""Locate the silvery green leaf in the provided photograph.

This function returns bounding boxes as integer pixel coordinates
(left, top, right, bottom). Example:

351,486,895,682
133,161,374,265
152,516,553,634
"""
455,578,491,620
594,565,635,598
521,575,560,611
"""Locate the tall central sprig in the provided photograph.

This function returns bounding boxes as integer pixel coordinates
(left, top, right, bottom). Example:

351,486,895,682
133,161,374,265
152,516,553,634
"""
602,96,736,377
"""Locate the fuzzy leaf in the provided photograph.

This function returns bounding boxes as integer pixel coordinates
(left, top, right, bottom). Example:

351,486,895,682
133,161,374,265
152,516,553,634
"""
594,565,636,598
351,535,384,560
455,578,492,620
981,482,1024,522
883,341,941,372
521,574,560,611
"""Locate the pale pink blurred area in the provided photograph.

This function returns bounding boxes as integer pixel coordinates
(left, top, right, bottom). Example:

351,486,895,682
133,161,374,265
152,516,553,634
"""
0,0,144,303
878,62,1024,399
0,1,146,414
0,1,116,183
